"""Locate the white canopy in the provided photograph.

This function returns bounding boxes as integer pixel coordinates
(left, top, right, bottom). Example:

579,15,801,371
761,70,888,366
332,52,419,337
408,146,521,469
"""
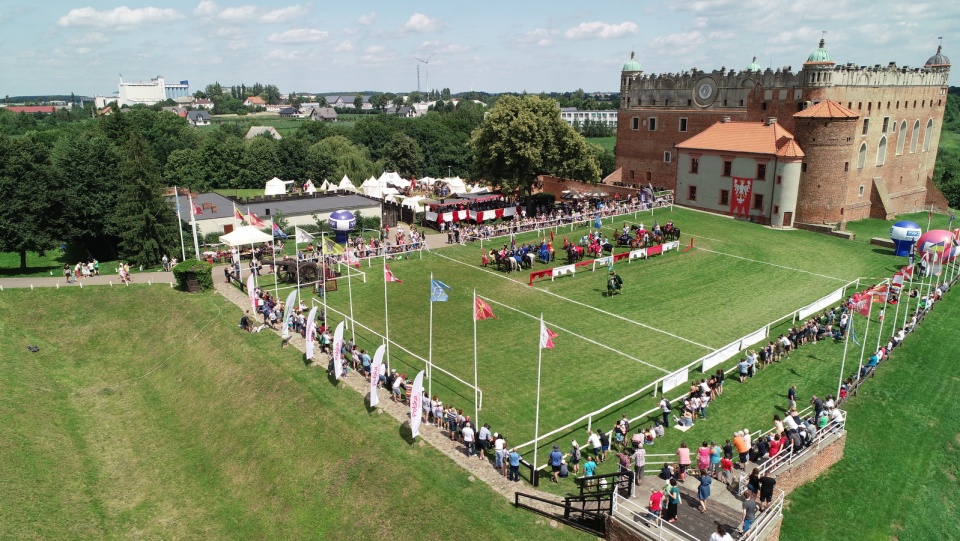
219,226,273,247
402,195,428,212
418,176,438,185
264,176,292,196
337,175,358,193
442,176,467,194
469,185,490,194
318,179,331,191
381,187,400,196
378,171,407,188
360,177,380,187
304,179,317,194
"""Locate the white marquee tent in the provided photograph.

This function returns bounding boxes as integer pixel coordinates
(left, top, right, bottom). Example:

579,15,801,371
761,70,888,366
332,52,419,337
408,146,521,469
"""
264,176,293,196
219,226,273,247
378,171,408,189
337,175,358,193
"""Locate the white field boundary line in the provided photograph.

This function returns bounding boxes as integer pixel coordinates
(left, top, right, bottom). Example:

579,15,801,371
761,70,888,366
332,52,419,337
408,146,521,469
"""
433,251,715,351
696,247,849,282
479,296,670,374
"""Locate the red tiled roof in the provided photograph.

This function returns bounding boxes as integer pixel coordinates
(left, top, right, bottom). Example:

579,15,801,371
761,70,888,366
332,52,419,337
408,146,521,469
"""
5,106,58,114
245,96,266,104
793,100,858,119
676,121,804,158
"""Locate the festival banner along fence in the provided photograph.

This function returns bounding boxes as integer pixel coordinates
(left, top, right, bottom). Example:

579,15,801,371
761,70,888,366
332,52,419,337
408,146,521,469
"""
369,345,385,408
731,177,753,216
282,290,297,338
410,371,425,438
246,273,256,312
661,368,689,393
304,307,318,361
332,321,345,380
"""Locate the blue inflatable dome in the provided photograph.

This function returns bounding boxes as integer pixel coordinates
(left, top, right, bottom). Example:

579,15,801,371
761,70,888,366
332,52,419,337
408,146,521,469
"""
890,221,921,257
328,210,356,244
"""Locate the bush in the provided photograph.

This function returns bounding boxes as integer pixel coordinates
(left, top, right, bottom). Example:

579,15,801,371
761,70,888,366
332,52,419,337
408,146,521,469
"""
172,258,214,292
204,231,223,245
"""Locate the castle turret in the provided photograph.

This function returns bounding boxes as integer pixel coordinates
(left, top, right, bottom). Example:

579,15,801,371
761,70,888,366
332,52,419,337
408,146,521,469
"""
925,44,951,72
803,38,836,87
620,52,642,108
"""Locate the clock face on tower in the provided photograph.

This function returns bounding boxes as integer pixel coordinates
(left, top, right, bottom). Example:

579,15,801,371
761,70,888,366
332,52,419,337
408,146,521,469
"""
698,84,712,100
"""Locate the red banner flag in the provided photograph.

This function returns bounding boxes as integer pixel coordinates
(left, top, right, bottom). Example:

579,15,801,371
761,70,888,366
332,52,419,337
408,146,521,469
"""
731,177,753,216
233,204,245,222
540,321,558,349
384,264,403,283
247,212,266,227
892,272,904,287
849,293,872,317
868,284,889,303
901,265,914,281
474,297,497,320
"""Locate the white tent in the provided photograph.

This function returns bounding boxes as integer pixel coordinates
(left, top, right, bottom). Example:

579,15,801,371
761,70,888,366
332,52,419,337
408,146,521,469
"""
337,175,358,193
443,176,467,194
219,226,273,246
318,179,332,191
418,176,438,185
402,195,428,213
469,185,491,194
378,171,407,188
360,176,382,198
304,179,317,194
264,176,293,196
381,186,400,196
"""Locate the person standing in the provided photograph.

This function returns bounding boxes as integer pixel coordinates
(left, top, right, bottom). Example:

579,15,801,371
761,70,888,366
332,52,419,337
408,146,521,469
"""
788,385,797,410
462,422,475,457
676,442,691,482
697,469,712,513
583,456,598,483
508,448,521,482
741,490,758,533
709,441,722,478
710,525,734,541
659,396,671,427
646,488,663,525
494,434,506,475
549,445,564,483
663,478,681,523
599,431,611,462
758,474,777,512
477,423,491,461
631,445,646,486
570,440,582,475
588,430,602,460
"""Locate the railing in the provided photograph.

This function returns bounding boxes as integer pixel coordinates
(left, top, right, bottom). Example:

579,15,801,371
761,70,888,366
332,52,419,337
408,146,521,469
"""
740,488,785,541
611,491,699,541
514,492,607,537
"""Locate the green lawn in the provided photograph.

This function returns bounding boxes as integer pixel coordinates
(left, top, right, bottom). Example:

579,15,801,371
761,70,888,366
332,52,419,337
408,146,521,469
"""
0,249,163,278
0,287,584,540
586,136,616,153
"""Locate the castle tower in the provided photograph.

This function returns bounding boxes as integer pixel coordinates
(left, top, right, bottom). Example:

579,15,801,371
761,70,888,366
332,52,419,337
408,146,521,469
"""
925,44,951,72
620,52,642,109
745,56,761,73
793,100,859,225
803,38,836,88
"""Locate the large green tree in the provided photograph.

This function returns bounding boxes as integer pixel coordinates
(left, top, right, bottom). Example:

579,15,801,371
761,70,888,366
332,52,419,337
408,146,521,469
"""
112,132,180,267
469,95,600,195
306,135,379,183
382,132,423,178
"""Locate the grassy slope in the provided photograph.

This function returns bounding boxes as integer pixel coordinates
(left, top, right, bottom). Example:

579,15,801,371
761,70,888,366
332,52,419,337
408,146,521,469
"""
586,137,616,153
0,287,584,541
781,290,960,540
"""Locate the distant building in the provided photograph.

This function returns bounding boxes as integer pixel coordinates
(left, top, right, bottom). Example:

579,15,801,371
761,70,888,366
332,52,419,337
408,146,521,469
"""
617,40,952,225
194,98,214,109
117,76,189,106
560,107,618,128
186,110,212,127
3,105,59,114
245,126,282,140
310,107,339,121
243,96,266,107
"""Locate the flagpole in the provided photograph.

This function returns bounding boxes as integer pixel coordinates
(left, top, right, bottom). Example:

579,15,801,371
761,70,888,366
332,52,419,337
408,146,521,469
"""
384,254,391,374
271,219,279,302
174,185,186,261
321,232,328,336
533,313,544,481
294,229,301,302
891,274,902,337
856,294,874,379
473,289,479,427
837,307,852,398
903,264,914,330
428,272,434,403
347,257,355,338
873,279,889,354
926,204,933,232
189,191,200,260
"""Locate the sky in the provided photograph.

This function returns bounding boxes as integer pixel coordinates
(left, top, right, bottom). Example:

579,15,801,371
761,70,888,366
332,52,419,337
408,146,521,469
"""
0,0,957,98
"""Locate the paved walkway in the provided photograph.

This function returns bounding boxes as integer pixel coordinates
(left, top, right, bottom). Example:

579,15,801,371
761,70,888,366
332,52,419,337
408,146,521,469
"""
0,270,176,289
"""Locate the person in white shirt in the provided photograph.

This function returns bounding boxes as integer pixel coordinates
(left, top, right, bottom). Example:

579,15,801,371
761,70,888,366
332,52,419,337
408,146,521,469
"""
710,524,734,541
587,430,602,459
462,423,476,457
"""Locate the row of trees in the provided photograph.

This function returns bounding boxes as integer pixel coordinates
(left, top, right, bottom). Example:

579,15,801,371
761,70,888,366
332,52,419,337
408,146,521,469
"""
933,91,960,207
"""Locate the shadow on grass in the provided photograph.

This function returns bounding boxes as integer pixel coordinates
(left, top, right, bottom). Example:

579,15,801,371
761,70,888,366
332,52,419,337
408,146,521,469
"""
398,419,417,444
0,265,64,277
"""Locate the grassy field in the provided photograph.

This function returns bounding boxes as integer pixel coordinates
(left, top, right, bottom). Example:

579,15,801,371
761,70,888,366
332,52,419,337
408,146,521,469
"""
0,286,584,540
586,136,616,153
267,206,919,483
0,250,163,278
781,286,960,540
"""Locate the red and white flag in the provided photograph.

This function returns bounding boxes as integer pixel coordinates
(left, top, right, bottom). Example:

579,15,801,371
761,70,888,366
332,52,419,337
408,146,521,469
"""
540,321,558,349
901,265,914,281
368,345,385,408
233,204,245,222
346,250,360,268
849,293,872,317
332,321,345,380
474,297,497,320
892,272,904,287
384,264,403,283
188,193,203,216
247,209,266,227
410,371,425,438
868,284,889,303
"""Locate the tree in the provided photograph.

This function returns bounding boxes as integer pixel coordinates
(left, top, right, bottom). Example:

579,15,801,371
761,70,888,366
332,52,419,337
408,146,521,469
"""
238,136,280,188
469,95,600,195
353,95,364,110
264,84,281,104
111,132,180,267
277,137,308,181
383,132,423,178
306,135,379,183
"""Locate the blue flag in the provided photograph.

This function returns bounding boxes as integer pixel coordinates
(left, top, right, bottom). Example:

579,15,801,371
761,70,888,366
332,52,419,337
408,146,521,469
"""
430,279,452,302
594,215,602,229
850,320,861,346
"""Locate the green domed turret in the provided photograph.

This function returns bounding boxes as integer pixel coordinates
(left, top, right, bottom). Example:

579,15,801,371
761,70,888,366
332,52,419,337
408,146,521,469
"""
806,38,832,63
623,51,641,72
746,56,761,72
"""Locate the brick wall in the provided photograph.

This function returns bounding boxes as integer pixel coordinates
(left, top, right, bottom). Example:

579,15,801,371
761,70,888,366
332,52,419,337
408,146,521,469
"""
773,431,847,496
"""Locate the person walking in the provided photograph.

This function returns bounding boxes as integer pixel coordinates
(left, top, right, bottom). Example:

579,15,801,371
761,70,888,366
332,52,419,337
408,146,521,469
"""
697,469,712,513
740,490,758,533
659,396,671,427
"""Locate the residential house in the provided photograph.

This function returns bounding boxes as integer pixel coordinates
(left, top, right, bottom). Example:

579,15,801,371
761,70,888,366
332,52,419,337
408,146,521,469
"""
279,107,300,118
310,107,338,122
194,98,214,109
186,110,212,127
243,96,266,107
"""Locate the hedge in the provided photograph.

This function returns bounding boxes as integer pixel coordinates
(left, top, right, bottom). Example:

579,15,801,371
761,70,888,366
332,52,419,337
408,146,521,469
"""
172,258,214,292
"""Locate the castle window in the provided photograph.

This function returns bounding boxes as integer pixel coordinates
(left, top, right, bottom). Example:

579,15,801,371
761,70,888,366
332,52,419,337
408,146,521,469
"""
922,100,926,107
844,162,849,172
630,170,635,179
648,117,657,131
690,158,699,174
688,99,692,106
858,102,862,110
887,102,891,109
688,185,697,201
862,118,870,135
859,185,865,197
723,100,728,106
797,102,805,112
646,172,652,181
753,194,763,210
631,117,640,130
911,120,920,152
720,189,729,206
777,175,782,184
663,151,672,164
896,101,900,109
868,102,872,111
923,119,933,151
773,205,779,215
857,143,867,168
876,136,887,166
679,118,688,132
761,102,767,111
801,163,807,173
756,163,767,180
913,101,917,108
897,121,907,154
722,161,732,177
882,117,889,132
848,102,852,109
740,100,744,106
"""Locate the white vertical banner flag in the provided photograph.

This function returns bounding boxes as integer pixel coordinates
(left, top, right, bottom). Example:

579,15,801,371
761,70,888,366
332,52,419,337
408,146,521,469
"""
304,307,318,361
282,290,298,339
369,345,385,407
410,371,425,438
332,321,345,380
246,273,256,312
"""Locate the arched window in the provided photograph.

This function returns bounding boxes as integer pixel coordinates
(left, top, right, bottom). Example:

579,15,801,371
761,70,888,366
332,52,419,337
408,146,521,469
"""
857,143,867,169
923,119,934,151
896,121,907,155
911,120,920,153
876,136,887,166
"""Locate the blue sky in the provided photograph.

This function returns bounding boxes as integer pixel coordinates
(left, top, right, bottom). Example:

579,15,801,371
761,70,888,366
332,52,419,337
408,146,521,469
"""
0,1,956,98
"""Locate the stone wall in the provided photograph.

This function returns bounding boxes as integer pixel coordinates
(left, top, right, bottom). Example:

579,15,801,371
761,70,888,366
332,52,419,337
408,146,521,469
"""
772,432,847,496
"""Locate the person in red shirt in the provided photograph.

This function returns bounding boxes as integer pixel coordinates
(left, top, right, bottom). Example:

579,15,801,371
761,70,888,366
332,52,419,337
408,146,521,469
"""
646,489,664,525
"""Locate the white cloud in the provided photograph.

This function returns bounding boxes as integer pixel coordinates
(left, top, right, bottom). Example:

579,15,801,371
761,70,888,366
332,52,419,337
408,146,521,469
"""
268,28,329,44
358,12,376,25
334,40,354,53
67,32,110,45
418,41,470,54
511,28,556,48
365,45,386,54
260,5,308,23
76,47,92,55
193,0,218,17
402,13,445,33
267,49,304,60
564,21,638,40
57,6,184,28
219,6,258,22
